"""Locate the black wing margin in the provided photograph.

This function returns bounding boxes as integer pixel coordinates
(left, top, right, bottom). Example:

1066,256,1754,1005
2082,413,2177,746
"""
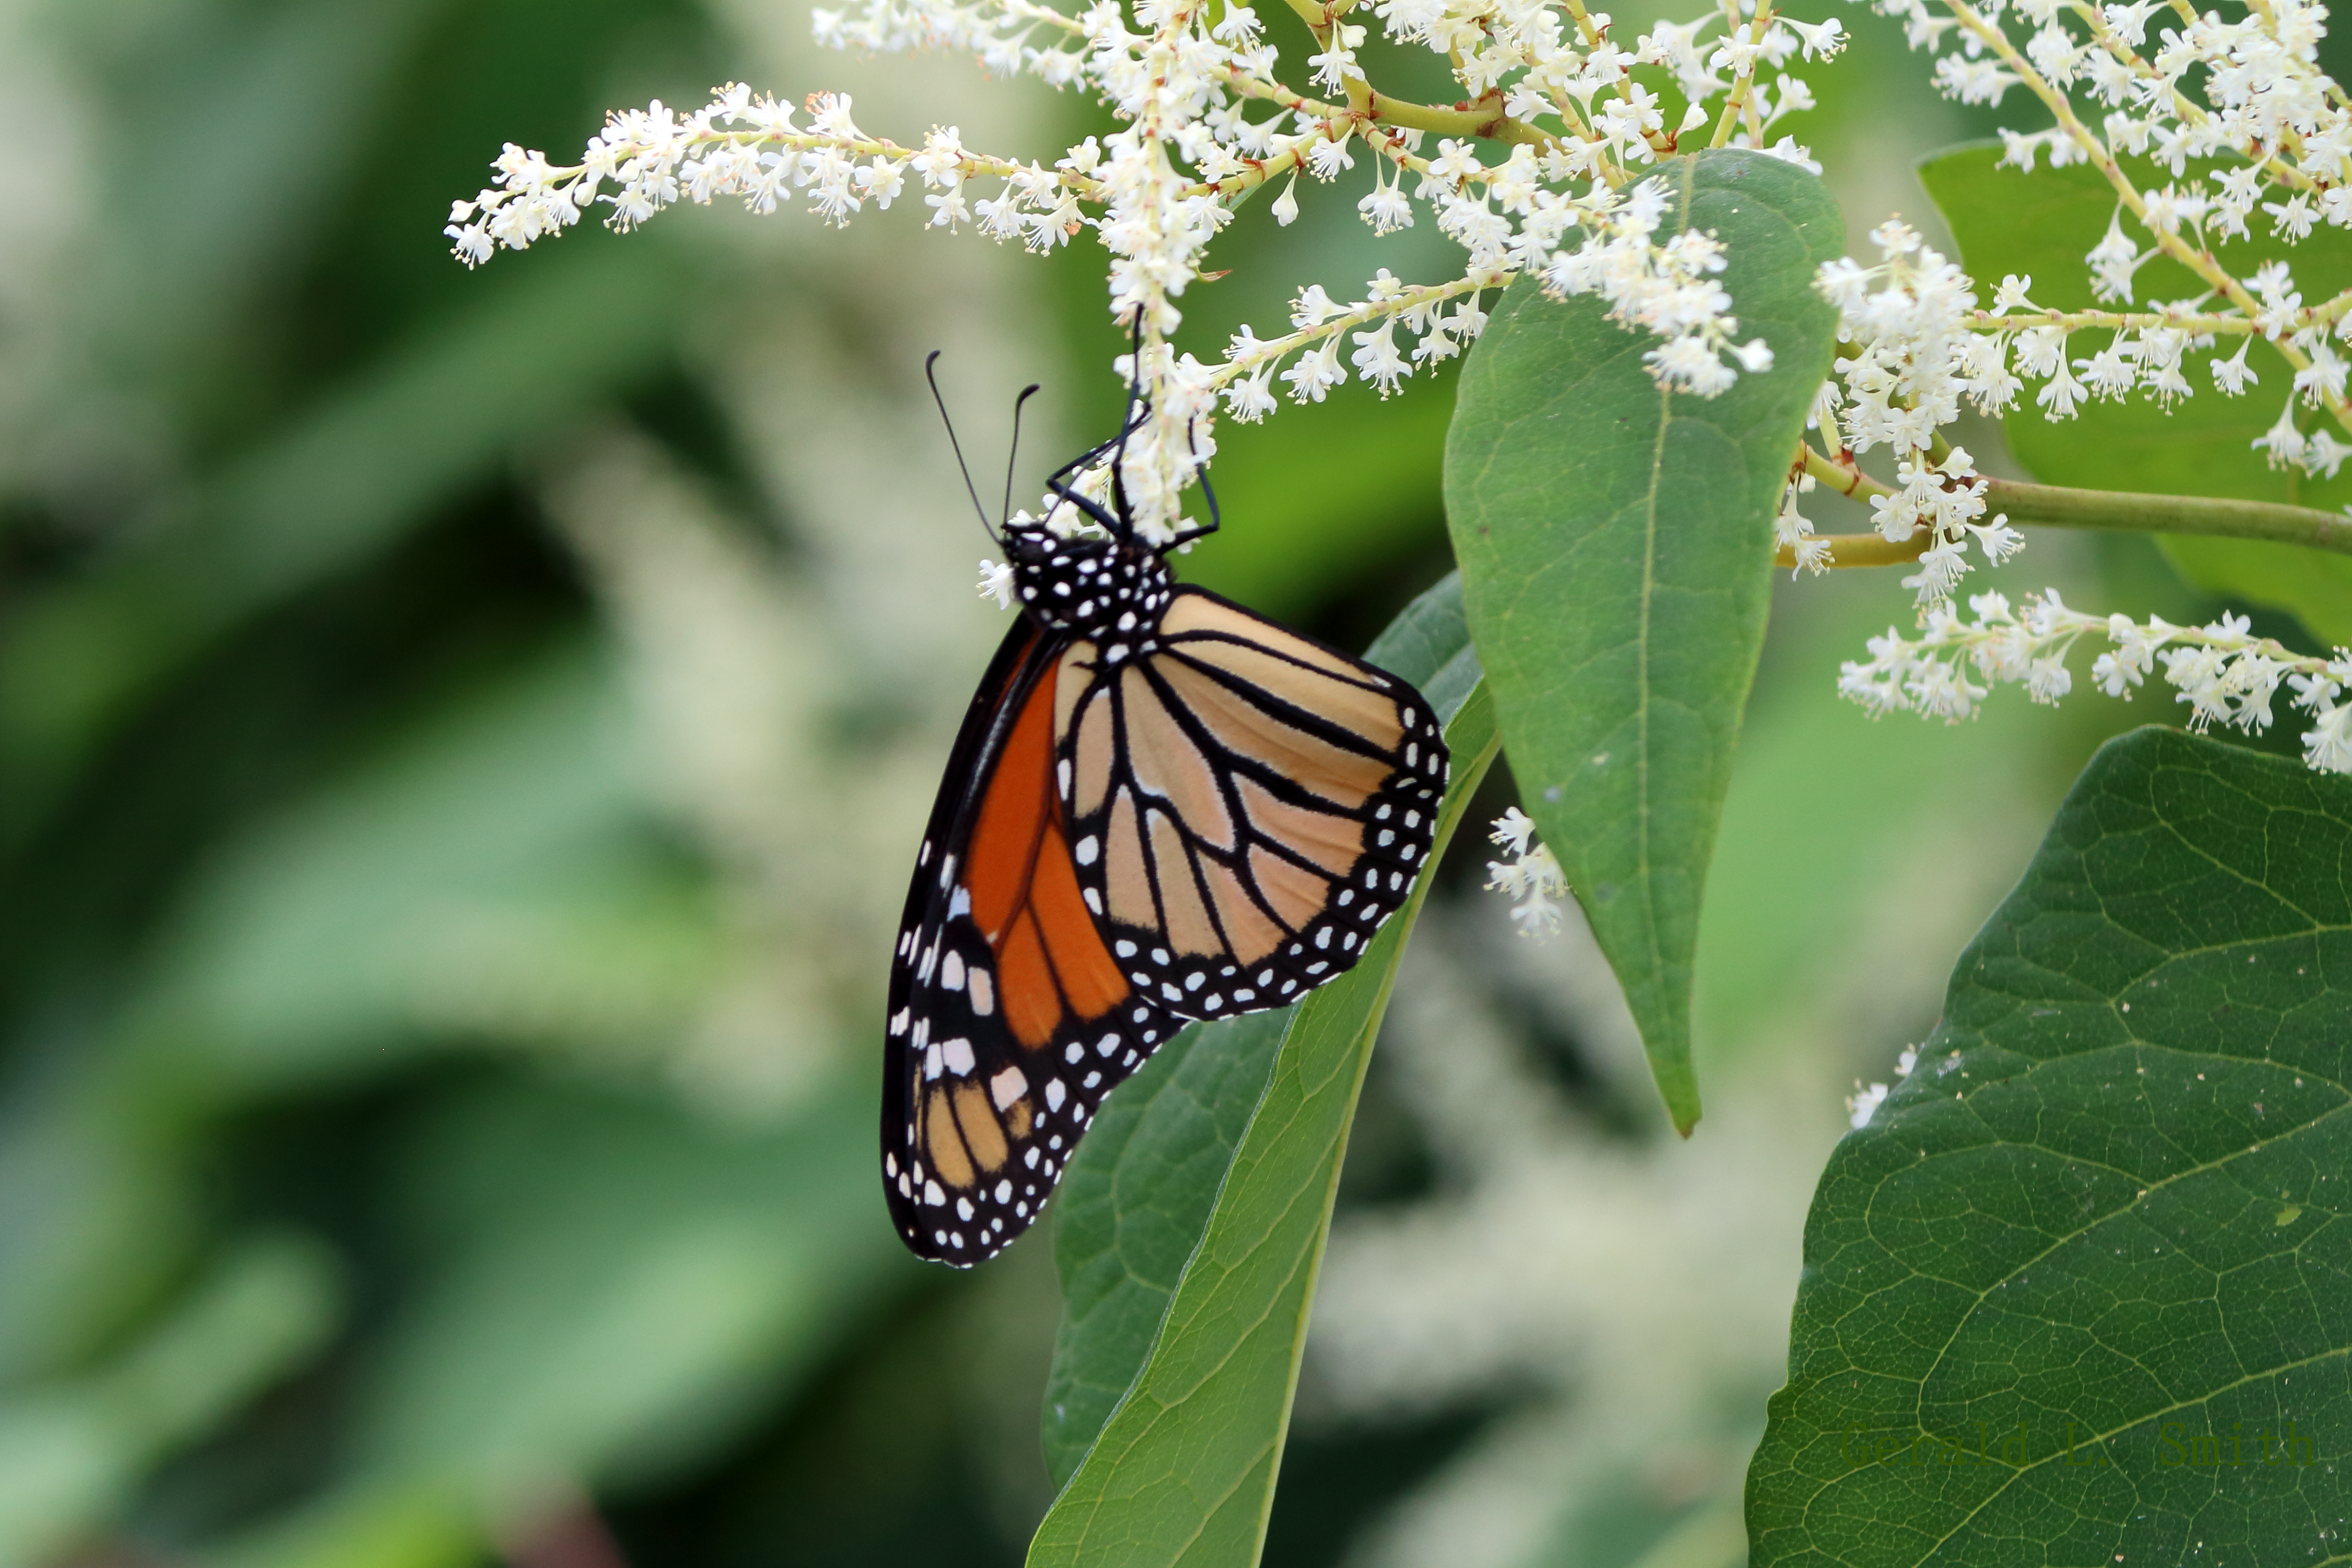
1052,586,1449,1024
882,616,1184,1266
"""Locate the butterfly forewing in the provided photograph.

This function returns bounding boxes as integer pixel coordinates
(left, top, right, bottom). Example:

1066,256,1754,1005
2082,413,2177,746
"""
884,620,1184,1266
1054,587,1449,1022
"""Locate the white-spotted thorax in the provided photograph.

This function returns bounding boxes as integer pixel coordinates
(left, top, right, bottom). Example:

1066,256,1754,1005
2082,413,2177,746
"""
1004,522,1173,664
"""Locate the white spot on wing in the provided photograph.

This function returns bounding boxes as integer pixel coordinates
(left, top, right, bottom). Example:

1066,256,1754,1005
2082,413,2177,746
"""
991,1066,1028,1109
943,1037,976,1076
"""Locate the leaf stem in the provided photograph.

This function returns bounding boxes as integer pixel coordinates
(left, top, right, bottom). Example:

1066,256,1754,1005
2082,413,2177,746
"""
1988,478,2352,548
1782,444,2352,569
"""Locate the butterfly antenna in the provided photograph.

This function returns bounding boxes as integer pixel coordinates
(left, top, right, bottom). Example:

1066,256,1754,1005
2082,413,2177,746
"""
1002,383,1041,532
925,351,998,541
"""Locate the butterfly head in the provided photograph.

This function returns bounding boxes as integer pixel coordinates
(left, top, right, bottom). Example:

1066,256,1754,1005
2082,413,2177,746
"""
1003,525,1172,649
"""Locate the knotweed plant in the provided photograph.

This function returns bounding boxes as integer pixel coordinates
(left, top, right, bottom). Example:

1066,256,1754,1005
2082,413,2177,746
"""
448,0,2352,1552
449,0,2352,1060
1781,0,2352,776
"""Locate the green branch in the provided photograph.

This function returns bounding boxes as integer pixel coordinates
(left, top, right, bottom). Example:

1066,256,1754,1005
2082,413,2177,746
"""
1271,0,1560,147
1780,446,2352,570
1988,478,2352,551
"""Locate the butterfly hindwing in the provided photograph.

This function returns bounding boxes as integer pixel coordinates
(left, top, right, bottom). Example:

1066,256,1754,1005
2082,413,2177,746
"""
1054,587,1449,1022
883,618,1184,1266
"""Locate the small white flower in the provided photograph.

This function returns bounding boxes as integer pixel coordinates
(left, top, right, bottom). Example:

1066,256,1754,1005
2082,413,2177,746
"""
1358,171,1414,234
2306,702,2352,772
1351,320,1413,394
1281,337,1348,402
2254,399,2311,469
1489,807,1538,856
2212,338,2260,395
1270,175,1301,227
1784,14,1848,59
977,559,1016,609
1484,812,1571,940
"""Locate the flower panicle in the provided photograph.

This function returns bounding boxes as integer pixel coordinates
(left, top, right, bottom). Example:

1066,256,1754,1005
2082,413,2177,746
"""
1837,586,2352,775
1794,0,2352,614
450,0,1854,539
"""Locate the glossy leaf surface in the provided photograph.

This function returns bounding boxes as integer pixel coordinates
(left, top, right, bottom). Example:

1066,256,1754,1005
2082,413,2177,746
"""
1749,727,2352,1566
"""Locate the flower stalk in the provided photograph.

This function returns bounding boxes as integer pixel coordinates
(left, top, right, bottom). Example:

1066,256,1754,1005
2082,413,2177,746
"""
1780,446,2352,569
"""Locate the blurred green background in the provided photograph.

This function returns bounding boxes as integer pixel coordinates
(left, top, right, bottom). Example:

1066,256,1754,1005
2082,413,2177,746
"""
0,3,2269,1566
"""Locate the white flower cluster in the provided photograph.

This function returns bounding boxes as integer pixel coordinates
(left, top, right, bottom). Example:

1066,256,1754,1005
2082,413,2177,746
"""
1792,0,2352,602
449,0,1851,537
1838,587,2352,772
1811,220,2027,605
1484,806,1572,935
1785,0,2352,753
1922,0,2352,456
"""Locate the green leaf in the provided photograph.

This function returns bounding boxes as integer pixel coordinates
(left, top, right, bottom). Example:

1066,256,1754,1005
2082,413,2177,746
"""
1029,578,1499,1568
1444,149,1844,1132
1918,142,2352,643
359,1077,903,1491
130,641,708,1096
1037,573,1479,1492
1748,725,2352,1567
1041,1011,1292,1489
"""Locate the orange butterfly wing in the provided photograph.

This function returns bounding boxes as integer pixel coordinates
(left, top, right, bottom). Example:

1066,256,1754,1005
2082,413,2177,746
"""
882,620,1182,1265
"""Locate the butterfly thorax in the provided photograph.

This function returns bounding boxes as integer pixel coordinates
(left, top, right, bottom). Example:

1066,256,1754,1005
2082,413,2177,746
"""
1005,528,1172,663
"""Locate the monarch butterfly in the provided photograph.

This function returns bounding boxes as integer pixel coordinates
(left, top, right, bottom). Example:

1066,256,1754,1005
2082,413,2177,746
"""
883,357,1450,1265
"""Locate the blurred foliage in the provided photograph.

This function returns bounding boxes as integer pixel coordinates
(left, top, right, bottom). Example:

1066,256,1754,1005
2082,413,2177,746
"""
0,2,2249,1567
